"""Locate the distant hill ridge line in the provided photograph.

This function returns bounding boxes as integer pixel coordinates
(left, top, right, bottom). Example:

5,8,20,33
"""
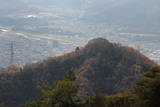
0,37,156,107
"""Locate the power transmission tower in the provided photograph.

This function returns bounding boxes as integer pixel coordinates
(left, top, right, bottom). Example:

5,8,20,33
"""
136,45,141,65
10,41,14,65
134,45,142,77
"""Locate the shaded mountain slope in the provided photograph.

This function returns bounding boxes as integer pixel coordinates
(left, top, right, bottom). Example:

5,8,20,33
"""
0,38,155,106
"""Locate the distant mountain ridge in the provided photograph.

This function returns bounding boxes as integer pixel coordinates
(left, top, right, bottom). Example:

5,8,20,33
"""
0,0,26,10
84,0,160,31
1,0,160,33
0,38,155,106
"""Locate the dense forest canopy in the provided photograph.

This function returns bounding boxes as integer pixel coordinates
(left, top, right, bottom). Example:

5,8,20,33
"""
23,66,160,107
0,38,156,107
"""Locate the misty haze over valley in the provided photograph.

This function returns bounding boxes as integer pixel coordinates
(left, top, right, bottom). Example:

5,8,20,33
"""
0,0,160,67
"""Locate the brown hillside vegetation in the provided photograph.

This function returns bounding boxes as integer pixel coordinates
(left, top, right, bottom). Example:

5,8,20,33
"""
0,38,156,106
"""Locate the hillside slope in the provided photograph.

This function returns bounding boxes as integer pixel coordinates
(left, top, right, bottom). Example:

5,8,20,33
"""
0,38,155,106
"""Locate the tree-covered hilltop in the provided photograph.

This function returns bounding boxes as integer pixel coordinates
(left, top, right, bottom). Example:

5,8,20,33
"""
23,66,160,107
0,38,155,106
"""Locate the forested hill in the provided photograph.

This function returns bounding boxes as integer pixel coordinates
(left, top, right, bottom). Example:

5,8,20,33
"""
0,38,156,106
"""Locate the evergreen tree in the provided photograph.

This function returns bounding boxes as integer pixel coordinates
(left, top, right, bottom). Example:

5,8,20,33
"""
23,69,79,107
65,69,76,81
134,66,160,107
